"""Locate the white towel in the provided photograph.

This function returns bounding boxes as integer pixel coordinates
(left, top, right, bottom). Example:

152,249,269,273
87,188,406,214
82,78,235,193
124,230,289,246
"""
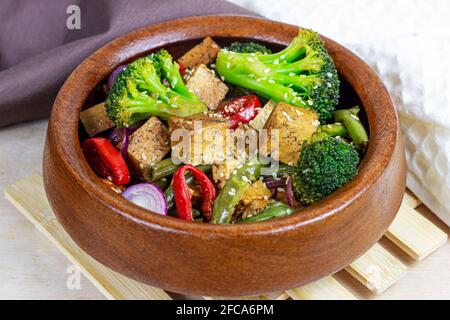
231,0,450,225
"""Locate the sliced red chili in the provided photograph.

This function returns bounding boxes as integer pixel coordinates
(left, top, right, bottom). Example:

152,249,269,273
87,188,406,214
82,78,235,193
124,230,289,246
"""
178,62,186,76
173,164,216,221
219,95,262,129
82,137,130,186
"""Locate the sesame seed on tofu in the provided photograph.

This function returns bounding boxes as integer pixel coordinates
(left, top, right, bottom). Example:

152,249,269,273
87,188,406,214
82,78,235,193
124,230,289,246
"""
168,113,231,166
127,117,170,178
260,102,319,165
177,37,221,69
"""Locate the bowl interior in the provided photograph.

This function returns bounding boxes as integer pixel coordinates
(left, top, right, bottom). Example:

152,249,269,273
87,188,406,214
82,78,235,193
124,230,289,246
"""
78,36,369,222
79,37,369,224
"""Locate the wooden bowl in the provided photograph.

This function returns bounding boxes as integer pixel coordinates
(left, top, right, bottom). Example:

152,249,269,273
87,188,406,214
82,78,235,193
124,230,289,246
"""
43,15,406,297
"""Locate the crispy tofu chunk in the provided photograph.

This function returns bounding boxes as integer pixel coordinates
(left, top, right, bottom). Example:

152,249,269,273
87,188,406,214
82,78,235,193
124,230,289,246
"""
212,158,240,189
186,64,229,111
241,180,272,206
260,102,319,165
249,100,276,132
127,117,170,177
178,37,221,69
241,199,273,218
80,102,114,136
169,113,232,165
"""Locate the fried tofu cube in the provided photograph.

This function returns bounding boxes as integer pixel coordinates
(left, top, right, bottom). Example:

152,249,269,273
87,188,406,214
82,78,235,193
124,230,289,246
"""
260,102,319,165
127,117,170,177
168,114,232,165
249,100,276,132
186,64,229,110
212,157,241,189
178,37,221,69
80,102,114,136
241,199,273,218
241,180,272,206
212,124,263,189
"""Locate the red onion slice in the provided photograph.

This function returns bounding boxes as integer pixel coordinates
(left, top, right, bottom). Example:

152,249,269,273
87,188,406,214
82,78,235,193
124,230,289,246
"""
108,127,125,146
108,122,143,158
119,128,130,159
106,64,127,92
121,183,168,215
285,176,296,208
264,177,287,189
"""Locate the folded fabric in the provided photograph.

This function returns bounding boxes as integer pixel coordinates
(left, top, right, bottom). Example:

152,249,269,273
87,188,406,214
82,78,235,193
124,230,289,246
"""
349,36,450,227
0,0,254,128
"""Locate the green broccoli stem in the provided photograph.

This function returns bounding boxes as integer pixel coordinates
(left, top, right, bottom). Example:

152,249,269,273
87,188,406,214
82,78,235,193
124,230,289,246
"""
123,87,206,124
268,54,323,74
333,106,369,150
158,55,190,96
219,69,307,109
256,37,307,64
123,96,175,122
271,73,318,86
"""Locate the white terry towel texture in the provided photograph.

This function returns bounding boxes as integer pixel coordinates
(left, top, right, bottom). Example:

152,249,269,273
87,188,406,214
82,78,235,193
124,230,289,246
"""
231,0,450,225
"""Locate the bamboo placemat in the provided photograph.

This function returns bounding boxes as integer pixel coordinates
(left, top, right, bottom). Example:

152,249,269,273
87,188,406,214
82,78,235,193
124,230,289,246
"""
4,173,448,300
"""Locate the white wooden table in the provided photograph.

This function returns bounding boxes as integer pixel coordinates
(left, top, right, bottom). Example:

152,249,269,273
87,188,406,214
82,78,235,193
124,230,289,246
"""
0,119,449,299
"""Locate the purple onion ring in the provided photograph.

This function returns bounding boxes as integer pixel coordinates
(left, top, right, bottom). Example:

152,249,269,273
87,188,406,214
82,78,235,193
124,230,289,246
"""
105,64,128,93
121,183,168,215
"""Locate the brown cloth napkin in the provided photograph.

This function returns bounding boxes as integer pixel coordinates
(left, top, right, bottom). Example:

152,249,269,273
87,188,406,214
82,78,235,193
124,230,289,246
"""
0,0,255,128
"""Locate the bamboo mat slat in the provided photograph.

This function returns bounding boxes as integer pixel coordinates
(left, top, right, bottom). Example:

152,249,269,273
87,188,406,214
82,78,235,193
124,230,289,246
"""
4,173,448,300
403,191,422,209
385,197,447,261
4,173,172,300
344,243,406,294
286,276,356,300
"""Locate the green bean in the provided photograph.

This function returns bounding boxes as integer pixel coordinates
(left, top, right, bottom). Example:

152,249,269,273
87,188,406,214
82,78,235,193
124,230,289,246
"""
151,177,171,190
261,163,296,177
211,157,262,224
237,201,294,223
334,106,369,150
144,158,180,182
318,123,348,137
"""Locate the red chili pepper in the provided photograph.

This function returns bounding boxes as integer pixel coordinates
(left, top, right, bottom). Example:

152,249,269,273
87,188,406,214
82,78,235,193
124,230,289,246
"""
82,137,130,186
173,165,216,221
219,95,262,129
178,62,186,76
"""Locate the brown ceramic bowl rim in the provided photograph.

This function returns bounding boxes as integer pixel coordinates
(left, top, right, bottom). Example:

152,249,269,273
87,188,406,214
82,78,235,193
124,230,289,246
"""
50,15,397,237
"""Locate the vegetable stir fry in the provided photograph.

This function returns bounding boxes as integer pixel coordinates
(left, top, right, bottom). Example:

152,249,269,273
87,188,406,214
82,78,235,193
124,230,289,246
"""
79,30,369,224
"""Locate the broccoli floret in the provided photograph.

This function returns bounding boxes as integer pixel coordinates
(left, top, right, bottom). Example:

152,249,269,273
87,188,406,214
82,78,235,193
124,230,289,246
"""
293,136,359,205
226,42,272,54
106,49,206,127
216,29,339,123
